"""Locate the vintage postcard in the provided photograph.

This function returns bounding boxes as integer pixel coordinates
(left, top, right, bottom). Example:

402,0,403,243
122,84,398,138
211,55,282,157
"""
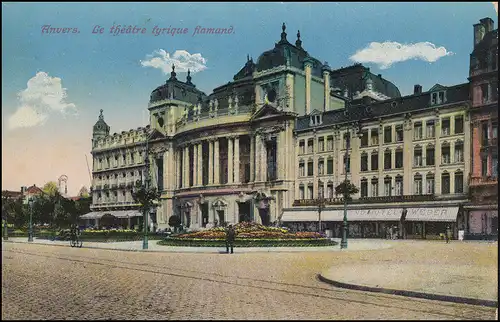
2,2,498,320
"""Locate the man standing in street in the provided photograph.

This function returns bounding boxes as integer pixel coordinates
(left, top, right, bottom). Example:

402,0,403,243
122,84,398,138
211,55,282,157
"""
445,225,452,243
225,224,236,254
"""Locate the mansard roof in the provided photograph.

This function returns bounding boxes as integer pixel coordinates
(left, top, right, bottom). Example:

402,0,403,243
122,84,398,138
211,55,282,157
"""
295,83,469,131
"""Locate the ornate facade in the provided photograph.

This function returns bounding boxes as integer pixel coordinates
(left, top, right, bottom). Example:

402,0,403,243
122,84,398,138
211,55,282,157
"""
467,17,498,239
86,23,478,239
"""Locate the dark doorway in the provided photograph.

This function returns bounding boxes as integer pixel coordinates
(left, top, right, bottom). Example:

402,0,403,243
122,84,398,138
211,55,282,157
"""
184,211,191,228
238,201,251,222
217,210,225,225
258,208,270,226
201,204,209,228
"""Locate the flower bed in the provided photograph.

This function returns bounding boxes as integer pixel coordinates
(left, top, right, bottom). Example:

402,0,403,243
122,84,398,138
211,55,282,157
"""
161,222,337,247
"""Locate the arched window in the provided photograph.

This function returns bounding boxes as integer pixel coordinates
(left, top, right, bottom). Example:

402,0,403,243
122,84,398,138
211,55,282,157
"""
441,171,450,194
414,173,423,195
454,170,464,194
426,173,435,194
360,178,368,198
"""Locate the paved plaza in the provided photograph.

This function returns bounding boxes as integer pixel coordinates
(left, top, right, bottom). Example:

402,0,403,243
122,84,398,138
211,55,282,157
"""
2,240,498,320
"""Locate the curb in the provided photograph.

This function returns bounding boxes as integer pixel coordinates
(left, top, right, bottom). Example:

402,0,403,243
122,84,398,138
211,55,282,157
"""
2,240,339,254
317,274,498,308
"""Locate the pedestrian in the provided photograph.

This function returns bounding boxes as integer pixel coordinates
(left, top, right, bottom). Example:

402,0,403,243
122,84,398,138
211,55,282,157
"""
225,224,236,254
445,225,452,243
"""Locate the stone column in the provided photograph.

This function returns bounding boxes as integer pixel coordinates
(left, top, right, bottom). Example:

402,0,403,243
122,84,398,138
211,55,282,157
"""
261,137,268,182
197,143,203,186
255,134,261,182
250,135,255,182
214,139,220,185
228,137,234,184
184,146,189,188
176,149,181,189
208,140,214,185
278,131,285,179
193,143,198,186
234,136,240,184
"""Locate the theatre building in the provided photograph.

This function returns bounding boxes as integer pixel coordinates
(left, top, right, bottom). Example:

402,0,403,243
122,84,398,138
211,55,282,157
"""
86,23,472,238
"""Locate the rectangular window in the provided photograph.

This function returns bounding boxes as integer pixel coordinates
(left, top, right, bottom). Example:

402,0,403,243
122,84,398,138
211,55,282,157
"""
414,177,422,195
299,140,305,154
454,173,463,193
384,126,392,143
326,136,334,151
395,177,403,196
396,125,404,142
442,146,451,164
371,129,379,145
318,137,325,152
454,116,464,134
361,154,368,172
384,151,392,170
454,144,464,163
426,177,435,194
441,174,450,194
307,185,313,199
318,183,324,198
130,153,135,164
492,121,498,139
431,93,437,105
318,160,324,175
371,179,378,197
371,154,378,171
482,122,489,146
360,181,368,198
426,121,435,138
414,149,422,167
481,156,488,177
384,178,392,196
299,162,305,177
327,184,334,199
395,150,403,168
492,155,498,178
441,118,450,136
299,186,305,200
307,139,314,154
307,161,314,176
327,159,333,174
360,130,369,147
343,133,351,149
481,83,489,103
414,122,423,140
438,91,445,104
156,158,164,191
426,147,435,166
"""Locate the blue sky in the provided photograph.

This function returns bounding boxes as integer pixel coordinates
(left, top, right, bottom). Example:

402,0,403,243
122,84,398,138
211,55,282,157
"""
1,2,497,195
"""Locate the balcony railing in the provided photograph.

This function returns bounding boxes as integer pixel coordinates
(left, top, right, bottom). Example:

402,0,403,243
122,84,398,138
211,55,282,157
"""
469,176,498,186
292,194,437,206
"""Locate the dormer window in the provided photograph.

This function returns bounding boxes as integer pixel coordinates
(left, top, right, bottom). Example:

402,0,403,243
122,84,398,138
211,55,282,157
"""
431,91,447,105
310,114,322,126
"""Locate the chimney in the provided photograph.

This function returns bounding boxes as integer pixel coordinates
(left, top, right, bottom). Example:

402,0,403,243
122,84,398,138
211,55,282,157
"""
474,23,483,46
378,74,382,78
414,84,422,95
480,17,494,33
20,186,26,194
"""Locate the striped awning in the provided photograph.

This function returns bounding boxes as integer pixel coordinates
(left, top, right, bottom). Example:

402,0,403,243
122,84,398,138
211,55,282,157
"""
80,210,142,219
281,208,404,222
405,207,459,222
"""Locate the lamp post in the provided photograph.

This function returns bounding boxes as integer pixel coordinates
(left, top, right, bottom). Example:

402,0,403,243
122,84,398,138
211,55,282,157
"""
28,197,34,242
2,205,8,241
317,194,325,233
140,130,153,250
340,121,363,249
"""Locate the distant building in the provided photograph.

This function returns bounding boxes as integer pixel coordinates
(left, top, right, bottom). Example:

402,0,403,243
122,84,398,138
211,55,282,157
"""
467,17,498,240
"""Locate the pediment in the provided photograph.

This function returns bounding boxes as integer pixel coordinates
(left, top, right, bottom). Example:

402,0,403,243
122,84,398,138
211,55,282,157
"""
310,109,322,115
251,104,284,120
148,128,166,140
429,84,446,92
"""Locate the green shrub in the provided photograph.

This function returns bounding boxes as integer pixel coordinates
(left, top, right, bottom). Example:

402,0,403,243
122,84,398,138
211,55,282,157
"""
158,237,338,247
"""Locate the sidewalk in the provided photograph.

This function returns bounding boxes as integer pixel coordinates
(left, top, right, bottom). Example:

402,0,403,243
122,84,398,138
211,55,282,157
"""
3,237,393,253
319,260,498,307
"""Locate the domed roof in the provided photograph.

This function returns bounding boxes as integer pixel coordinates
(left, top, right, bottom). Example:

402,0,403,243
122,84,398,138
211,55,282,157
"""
93,109,110,133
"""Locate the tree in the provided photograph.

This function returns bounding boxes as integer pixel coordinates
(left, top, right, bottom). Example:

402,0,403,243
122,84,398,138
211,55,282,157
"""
2,191,26,228
335,180,359,202
168,215,181,228
78,186,90,198
43,181,59,197
131,182,161,217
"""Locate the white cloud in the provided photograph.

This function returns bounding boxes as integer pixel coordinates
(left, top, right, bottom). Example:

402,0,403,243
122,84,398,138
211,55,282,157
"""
350,41,454,69
8,72,76,130
140,49,208,74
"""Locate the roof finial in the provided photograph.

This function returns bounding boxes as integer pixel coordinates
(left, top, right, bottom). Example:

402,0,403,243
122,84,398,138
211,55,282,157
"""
280,22,287,42
186,69,192,84
295,30,302,48
247,54,250,62
170,64,177,80
99,109,104,120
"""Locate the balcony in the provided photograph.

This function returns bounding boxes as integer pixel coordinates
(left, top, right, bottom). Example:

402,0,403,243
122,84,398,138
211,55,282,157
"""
469,176,498,187
293,194,437,206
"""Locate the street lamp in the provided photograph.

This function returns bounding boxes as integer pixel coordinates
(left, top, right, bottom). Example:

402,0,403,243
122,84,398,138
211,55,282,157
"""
142,131,152,250
28,197,34,242
340,121,363,250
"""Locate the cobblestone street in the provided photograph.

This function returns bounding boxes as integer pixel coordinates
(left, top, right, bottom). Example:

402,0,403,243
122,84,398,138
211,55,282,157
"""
2,241,497,320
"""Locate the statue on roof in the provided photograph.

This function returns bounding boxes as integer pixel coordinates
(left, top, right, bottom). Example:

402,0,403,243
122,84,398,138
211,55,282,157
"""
295,30,302,48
